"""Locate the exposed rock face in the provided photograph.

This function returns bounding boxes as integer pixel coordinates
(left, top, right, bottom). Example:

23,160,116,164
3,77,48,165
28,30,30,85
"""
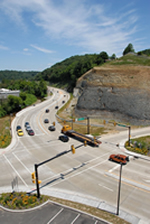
74,66,150,125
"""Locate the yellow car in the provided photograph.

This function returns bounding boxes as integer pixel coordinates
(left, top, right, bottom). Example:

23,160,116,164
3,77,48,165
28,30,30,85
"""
17,129,24,136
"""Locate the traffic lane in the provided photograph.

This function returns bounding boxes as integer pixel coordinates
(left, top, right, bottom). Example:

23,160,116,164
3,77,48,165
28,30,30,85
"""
0,202,107,224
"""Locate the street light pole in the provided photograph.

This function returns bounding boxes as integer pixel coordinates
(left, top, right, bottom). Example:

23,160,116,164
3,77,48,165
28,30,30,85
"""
116,163,122,215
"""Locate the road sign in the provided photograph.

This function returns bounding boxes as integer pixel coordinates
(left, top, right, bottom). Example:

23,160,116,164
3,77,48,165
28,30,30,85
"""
117,123,127,127
78,117,85,121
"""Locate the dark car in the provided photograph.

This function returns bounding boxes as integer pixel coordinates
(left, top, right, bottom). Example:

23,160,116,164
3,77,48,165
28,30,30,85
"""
59,135,69,142
25,122,30,127
109,154,129,165
45,109,49,113
62,100,65,104
44,119,49,123
48,125,55,131
16,125,22,131
55,106,59,109
28,129,35,136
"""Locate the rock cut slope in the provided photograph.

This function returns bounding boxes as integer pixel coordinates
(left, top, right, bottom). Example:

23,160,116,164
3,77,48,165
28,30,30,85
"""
74,64,150,125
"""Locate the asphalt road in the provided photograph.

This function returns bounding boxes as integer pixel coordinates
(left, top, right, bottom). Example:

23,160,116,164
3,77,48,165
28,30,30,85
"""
0,87,150,223
0,202,107,224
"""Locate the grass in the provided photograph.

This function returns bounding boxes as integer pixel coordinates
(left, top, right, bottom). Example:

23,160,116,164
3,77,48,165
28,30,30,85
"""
125,136,150,156
0,115,12,148
106,54,150,66
0,192,130,224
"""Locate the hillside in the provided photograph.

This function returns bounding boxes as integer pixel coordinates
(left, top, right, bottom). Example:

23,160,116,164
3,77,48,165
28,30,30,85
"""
0,70,39,81
35,52,108,91
74,54,150,125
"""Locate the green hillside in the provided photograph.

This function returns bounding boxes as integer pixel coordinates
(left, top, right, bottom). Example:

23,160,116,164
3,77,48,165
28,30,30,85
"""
35,52,108,92
0,70,39,81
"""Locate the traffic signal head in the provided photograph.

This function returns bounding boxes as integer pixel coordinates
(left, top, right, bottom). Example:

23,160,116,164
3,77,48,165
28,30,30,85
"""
114,122,116,126
31,172,35,180
32,180,35,184
103,120,106,125
71,145,75,154
53,122,55,126
84,140,87,146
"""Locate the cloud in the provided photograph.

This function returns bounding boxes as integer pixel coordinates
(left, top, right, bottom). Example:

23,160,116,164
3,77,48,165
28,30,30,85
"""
0,45,9,50
30,44,54,54
23,48,29,52
0,0,139,55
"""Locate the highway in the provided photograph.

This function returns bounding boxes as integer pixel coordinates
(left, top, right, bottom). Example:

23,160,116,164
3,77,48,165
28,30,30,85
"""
0,87,150,223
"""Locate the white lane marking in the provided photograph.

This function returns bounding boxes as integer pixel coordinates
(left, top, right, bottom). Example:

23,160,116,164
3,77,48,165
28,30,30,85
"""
3,154,28,188
98,183,113,192
49,159,108,188
109,164,120,173
71,214,80,224
144,180,150,183
47,208,63,224
12,152,31,173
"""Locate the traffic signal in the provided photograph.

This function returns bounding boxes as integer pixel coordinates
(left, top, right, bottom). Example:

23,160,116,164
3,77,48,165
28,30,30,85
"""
31,172,35,179
84,140,87,146
71,145,75,154
73,118,75,122
38,180,42,184
103,120,106,125
31,172,35,183
114,122,116,126
94,137,96,142
53,121,55,126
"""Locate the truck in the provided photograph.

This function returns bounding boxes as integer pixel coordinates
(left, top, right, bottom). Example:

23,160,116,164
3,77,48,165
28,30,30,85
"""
61,125,101,147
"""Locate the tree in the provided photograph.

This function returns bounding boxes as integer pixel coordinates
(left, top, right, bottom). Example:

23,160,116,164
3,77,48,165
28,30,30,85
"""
123,43,135,55
99,51,109,60
110,54,116,60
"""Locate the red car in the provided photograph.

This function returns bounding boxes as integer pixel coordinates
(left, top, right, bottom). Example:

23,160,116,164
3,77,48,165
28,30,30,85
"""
109,154,129,165
28,129,35,136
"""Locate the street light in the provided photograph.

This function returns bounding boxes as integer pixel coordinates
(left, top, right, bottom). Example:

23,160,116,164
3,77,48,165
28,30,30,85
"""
116,163,123,215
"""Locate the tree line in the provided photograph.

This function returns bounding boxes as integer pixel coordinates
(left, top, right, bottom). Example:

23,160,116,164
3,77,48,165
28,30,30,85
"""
0,79,47,117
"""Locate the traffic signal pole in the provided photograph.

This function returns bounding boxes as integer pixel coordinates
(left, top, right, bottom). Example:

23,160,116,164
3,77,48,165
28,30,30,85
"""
35,164,40,198
34,148,79,198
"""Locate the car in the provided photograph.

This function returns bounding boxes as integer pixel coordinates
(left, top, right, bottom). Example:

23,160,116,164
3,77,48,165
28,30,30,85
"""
25,122,29,127
59,135,69,142
48,125,55,131
62,100,65,104
26,125,31,131
44,119,49,123
16,125,22,131
45,109,49,113
17,129,24,136
55,106,59,109
28,129,35,136
109,154,129,165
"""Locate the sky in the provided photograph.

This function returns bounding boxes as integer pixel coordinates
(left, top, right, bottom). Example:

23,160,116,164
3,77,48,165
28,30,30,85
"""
0,0,149,71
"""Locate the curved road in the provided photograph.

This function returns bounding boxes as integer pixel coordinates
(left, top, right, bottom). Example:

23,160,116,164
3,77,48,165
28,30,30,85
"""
0,87,150,224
